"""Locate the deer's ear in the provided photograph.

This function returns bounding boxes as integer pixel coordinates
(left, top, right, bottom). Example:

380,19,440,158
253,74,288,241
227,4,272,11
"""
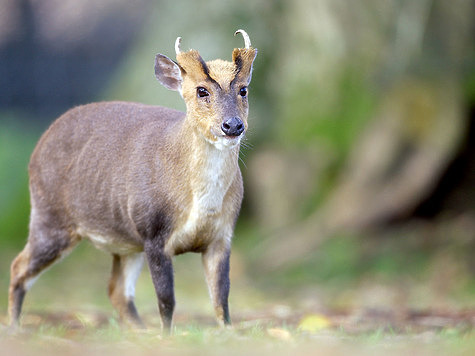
232,48,257,85
155,54,182,91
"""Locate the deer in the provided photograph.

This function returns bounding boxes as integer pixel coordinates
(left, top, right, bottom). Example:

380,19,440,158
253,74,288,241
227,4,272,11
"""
8,29,257,334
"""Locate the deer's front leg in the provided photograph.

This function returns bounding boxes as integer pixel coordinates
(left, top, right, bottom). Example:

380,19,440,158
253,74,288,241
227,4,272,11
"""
144,239,175,334
202,240,231,327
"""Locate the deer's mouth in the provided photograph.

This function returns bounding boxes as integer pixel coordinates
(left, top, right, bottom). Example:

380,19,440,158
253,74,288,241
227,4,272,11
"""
208,129,243,149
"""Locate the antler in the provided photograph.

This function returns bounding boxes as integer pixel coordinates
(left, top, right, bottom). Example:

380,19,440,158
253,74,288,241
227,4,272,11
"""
175,37,182,55
234,29,251,49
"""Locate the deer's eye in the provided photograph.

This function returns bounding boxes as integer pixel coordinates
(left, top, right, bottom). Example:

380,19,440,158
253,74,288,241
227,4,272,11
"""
197,87,210,98
239,87,248,97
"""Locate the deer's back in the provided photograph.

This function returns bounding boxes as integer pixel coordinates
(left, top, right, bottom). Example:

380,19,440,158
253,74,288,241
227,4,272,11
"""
29,102,185,245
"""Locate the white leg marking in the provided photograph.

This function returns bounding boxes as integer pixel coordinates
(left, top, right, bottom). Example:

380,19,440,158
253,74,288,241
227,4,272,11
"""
24,275,40,291
122,253,145,299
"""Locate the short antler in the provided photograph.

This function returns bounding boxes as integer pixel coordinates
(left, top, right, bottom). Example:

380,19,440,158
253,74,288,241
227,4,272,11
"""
175,37,182,55
234,29,251,49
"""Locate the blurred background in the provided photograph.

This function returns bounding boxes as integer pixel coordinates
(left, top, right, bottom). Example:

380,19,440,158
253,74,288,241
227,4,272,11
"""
0,0,474,321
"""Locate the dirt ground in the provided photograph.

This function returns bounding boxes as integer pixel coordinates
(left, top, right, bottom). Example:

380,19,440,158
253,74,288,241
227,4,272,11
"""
0,306,473,356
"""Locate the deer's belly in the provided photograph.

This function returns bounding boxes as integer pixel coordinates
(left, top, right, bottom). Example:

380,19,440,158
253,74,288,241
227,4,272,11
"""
76,227,143,255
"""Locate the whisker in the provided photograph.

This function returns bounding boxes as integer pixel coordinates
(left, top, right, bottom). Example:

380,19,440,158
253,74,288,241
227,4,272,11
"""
238,154,248,169
238,142,251,170
239,135,254,150
240,141,253,150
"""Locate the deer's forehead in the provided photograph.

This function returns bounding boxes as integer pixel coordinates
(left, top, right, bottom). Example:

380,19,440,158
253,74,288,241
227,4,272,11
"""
206,59,237,88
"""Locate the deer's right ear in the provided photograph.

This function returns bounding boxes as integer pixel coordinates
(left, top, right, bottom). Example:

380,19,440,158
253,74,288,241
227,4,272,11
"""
155,54,183,91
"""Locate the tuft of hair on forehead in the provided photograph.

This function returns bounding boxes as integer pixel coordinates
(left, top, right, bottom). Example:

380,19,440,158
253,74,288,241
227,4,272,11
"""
175,46,257,87
206,59,236,86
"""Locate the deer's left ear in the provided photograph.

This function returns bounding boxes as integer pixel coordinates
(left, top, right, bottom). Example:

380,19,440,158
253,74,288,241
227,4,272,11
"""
232,29,257,84
155,54,182,91
232,48,257,84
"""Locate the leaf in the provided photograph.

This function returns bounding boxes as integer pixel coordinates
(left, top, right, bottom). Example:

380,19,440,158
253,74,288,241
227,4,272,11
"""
267,327,292,341
298,314,332,332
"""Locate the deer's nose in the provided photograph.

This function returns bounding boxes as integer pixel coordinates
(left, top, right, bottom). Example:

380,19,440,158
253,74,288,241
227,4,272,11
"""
221,117,244,137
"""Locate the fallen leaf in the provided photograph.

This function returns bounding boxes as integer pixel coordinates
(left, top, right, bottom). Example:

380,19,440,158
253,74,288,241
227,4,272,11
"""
298,314,332,332
74,312,95,327
267,327,292,341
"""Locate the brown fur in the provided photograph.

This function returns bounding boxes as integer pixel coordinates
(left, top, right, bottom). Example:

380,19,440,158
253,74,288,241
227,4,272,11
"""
8,32,257,334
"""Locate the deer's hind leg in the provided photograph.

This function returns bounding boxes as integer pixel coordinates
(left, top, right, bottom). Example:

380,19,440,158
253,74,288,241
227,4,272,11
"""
108,252,145,328
8,214,80,326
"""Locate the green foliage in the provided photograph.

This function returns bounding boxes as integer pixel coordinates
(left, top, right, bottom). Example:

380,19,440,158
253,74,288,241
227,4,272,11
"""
276,68,375,155
268,67,376,218
271,235,364,287
0,118,39,248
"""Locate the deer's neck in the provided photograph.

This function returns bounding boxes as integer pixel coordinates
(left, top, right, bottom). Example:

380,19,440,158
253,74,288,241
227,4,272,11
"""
181,125,240,215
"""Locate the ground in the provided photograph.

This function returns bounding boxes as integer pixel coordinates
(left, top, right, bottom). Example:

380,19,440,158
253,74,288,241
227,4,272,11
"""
0,243,473,355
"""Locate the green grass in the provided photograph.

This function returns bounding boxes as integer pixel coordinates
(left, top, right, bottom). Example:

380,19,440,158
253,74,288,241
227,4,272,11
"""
1,223,473,356
1,241,473,355
1,319,473,356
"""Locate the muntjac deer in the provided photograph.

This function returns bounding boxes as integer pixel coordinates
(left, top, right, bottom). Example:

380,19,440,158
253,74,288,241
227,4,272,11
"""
9,30,257,333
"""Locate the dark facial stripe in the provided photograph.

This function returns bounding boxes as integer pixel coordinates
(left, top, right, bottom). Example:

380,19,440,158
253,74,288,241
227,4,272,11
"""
198,56,221,88
231,53,243,87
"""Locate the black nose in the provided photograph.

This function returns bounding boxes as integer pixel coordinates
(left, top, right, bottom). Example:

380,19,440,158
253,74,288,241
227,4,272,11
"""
221,117,244,137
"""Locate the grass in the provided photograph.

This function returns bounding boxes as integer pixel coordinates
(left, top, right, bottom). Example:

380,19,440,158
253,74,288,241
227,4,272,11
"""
1,226,473,356
1,317,473,356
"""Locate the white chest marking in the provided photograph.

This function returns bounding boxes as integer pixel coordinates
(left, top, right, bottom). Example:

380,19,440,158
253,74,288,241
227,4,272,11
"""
164,147,234,255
